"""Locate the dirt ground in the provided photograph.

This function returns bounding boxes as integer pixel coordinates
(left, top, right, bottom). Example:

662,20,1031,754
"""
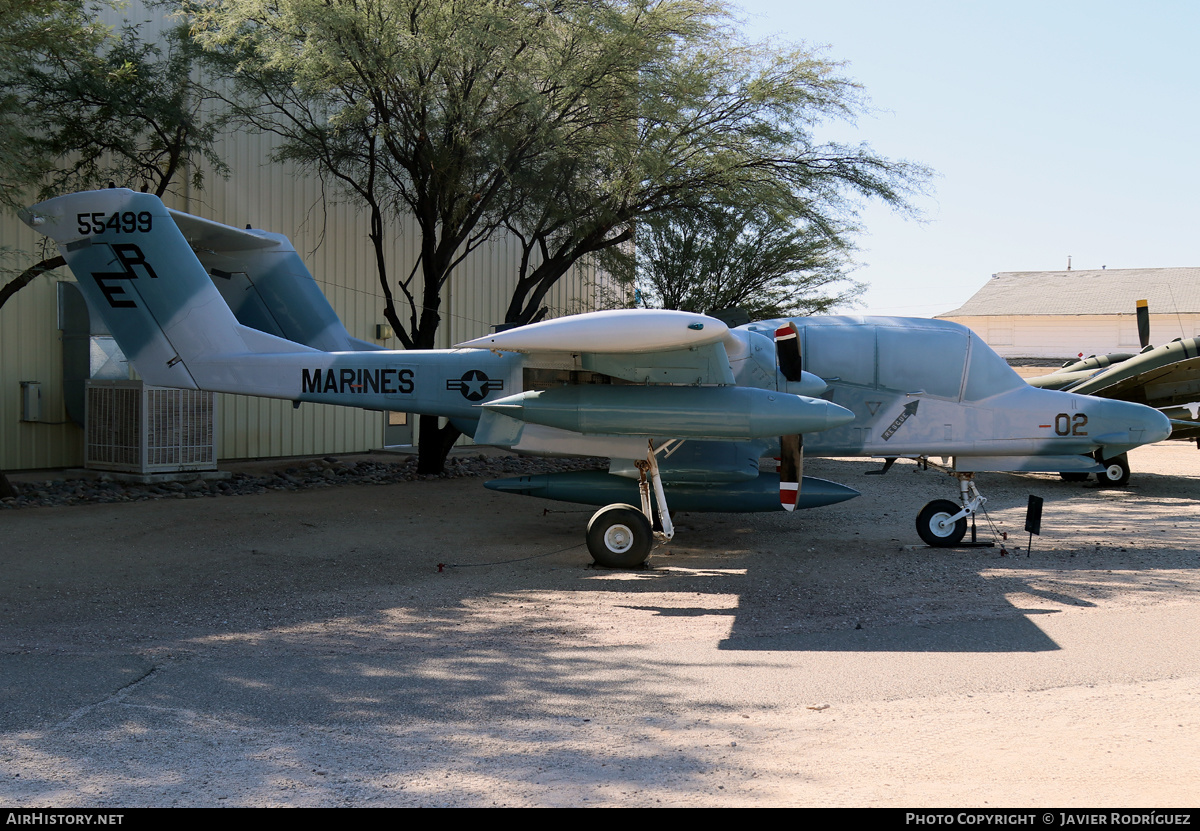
2,443,1199,807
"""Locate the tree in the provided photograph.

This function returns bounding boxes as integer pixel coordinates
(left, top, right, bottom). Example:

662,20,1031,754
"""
0,1,111,208
614,203,864,319
190,0,727,470
496,34,920,329
0,12,229,311
188,0,926,473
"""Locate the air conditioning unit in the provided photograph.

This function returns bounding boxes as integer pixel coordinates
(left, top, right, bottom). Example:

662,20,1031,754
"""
85,380,216,473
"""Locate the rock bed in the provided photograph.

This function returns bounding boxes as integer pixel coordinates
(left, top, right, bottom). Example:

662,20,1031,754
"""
0,454,606,510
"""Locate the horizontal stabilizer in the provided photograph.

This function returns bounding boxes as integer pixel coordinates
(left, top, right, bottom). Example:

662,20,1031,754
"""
169,210,280,251
172,209,382,353
1166,419,1200,441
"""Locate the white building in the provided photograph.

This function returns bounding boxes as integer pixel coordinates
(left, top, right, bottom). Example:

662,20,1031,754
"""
937,268,1200,362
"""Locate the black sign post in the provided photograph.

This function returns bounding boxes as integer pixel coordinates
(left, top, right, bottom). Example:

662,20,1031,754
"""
1024,495,1044,556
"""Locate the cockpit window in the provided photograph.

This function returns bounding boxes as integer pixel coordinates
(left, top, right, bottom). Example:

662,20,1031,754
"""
876,326,967,399
802,324,877,387
963,335,1024,401
796,319,1018,402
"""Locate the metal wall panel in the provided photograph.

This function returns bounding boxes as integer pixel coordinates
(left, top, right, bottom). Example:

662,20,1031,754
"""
0,202,85,469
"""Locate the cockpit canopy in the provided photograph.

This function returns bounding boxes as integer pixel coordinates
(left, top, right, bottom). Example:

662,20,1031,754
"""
746,316,1024,403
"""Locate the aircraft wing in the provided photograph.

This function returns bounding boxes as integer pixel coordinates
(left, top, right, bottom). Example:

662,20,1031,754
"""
458,309,737,385
459,310,852,443
1165,419,1200,442
460,309,857,512
1068,350,1200,407
1061,335,1200,400
1026,369,1098,390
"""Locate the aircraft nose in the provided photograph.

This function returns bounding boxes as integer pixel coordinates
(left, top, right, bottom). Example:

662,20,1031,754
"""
1143,406,1172,444
1102,399,1172,446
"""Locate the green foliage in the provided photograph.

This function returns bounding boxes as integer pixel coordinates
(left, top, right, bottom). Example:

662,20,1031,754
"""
25,21,229,200
0,0,112,208
186,0,927,471
1,1,226,209
188,0,713,349
0,3,227,311
613,204,865,319
494,12,926,325
189,0,924,336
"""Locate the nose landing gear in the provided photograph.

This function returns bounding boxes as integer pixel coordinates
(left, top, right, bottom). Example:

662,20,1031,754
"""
915,468,987,548
916,499,968,546
1061,452,1131,486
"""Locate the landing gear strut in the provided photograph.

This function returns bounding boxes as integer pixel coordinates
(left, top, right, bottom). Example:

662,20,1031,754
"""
915,468,987,548
586,440,678,568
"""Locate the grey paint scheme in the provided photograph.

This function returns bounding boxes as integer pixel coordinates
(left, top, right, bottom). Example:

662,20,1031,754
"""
22,189,1173,519
745,317,1165,466
21,189,519,422
484,470,859,512
171,211,382,354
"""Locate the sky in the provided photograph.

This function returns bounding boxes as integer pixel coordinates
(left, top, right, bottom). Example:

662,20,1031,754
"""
733,0,1200,317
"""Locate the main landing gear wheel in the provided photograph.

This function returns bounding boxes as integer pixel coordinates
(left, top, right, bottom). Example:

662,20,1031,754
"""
1059,471,1090,482
916,499,968,547
1096,453,1131,487
586,503,653,568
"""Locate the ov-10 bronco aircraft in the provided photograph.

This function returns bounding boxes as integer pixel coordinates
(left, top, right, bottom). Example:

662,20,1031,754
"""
21,189,1172,566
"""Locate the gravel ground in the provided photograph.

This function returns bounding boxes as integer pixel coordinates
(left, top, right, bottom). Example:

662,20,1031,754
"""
1,452,604,510
2,443,1199,806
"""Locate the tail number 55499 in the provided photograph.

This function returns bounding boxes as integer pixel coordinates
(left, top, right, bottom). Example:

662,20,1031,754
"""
77,211,153,235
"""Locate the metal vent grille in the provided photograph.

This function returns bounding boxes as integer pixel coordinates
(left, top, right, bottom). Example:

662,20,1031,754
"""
86,381,216,473
86,383,140,467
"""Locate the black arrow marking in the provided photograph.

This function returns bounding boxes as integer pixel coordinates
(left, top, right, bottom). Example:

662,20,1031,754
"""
881,400,920,441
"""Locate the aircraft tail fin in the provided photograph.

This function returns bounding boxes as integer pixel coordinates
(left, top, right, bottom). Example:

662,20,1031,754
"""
21,189,319,391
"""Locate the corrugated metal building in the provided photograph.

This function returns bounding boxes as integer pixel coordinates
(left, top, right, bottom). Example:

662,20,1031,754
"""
0,6,614,472
938,268,1200,361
